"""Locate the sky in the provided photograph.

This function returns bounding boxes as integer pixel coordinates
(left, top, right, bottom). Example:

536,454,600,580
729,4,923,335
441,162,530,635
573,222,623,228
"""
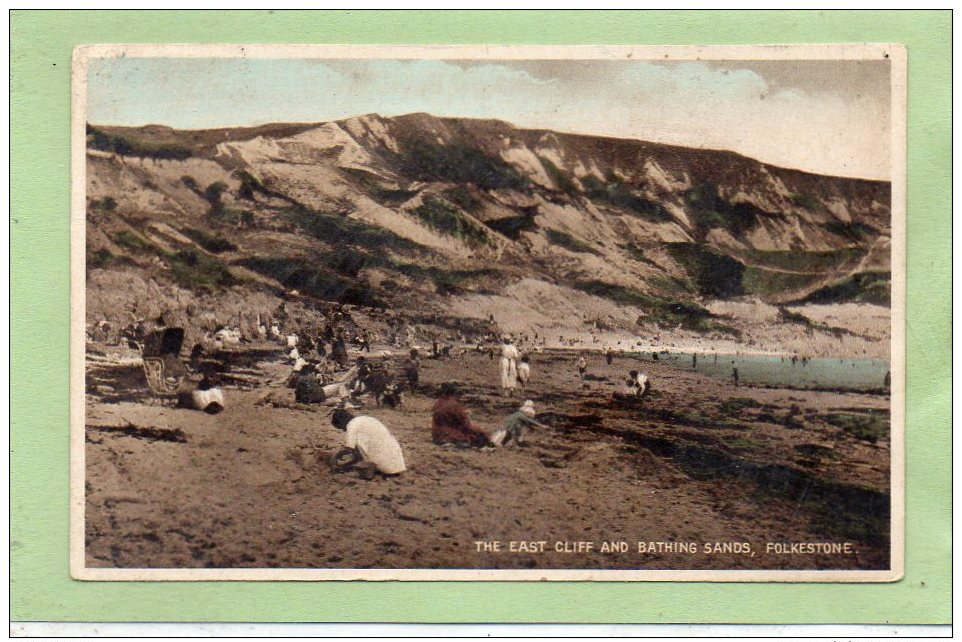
87,57,892,180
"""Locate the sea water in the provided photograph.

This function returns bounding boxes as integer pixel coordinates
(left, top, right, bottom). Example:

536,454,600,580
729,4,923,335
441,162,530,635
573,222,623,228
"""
635,352,890,391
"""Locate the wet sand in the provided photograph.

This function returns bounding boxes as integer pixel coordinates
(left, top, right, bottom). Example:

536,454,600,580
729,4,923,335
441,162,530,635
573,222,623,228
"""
84,345,891,571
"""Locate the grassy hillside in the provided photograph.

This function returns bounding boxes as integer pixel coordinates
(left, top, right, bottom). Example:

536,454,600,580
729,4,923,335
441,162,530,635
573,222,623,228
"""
83,113,892,343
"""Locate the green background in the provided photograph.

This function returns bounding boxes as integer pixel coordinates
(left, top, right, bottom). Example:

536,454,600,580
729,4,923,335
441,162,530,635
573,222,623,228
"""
11,10,951,623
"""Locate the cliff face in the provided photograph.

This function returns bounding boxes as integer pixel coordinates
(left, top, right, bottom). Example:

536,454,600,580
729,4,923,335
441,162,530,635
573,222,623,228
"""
85,113,891,331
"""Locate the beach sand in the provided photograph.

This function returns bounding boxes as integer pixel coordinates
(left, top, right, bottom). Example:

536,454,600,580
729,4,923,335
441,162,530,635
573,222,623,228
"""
84,344,891,571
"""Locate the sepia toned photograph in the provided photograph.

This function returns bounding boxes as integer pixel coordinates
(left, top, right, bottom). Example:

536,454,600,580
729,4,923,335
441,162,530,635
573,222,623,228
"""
71,44,904,581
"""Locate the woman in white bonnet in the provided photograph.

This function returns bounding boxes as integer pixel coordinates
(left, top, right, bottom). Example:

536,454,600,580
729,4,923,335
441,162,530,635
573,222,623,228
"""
499,335,520,396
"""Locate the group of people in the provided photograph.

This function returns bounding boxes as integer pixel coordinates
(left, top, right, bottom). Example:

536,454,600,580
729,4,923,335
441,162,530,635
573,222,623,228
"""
433,388,546,449
287,348,419,409
329,388,549,481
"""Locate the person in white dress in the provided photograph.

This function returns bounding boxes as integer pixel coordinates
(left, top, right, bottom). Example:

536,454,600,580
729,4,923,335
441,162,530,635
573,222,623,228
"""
499,336,520,396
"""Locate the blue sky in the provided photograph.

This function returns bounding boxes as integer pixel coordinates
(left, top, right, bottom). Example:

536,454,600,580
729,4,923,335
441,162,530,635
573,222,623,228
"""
87,57,891,180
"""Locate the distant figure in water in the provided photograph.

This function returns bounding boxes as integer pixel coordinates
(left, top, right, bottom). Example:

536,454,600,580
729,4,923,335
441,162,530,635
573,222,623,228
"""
577,355,588,380
884,370,891,390
605,347,613,366
692,353,697,369
732,361,739,388
431,384,492,447
517,354,531,390
652,351,659,361
714,353,718,364
500,336,520,396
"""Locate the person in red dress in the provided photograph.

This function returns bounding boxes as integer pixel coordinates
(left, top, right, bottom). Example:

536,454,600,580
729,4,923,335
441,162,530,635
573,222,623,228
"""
431,384,491,447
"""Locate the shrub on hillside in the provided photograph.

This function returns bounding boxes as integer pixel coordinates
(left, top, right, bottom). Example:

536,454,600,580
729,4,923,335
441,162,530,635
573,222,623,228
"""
181,227,238,254
90,196,117,212
400,138,529,191
666,243,745,298
411,196,490,248
545,229,599,255
574,280,739,335
86,125,192,161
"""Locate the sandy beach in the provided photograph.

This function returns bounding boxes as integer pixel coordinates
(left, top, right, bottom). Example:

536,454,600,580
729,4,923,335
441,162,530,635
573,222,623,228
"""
84,342,891,571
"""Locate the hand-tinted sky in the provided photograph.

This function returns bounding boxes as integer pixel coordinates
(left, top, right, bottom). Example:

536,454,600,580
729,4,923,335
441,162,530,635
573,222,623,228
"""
87,57,891,180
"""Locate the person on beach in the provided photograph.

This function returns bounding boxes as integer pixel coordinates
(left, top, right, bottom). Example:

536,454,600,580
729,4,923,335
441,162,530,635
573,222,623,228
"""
500,336,520,396
303,363,361,407
283,348,309,389
883,370,891,390
353,356,372,395
492,400,547,447
180,375,226,414
732,361,740,388
293,362,327,404
637,371,650,397
321,322,335,344
330,409,406,479
431,384,492,447
577,355,588,380
517,354,531,390
605,346,613,366
404,348,421,391
314,335,328,359
623,370,650,398
331,331,348,367
692,353,697,369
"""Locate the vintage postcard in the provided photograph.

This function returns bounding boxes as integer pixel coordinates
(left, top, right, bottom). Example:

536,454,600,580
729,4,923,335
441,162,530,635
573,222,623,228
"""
71,44,905,582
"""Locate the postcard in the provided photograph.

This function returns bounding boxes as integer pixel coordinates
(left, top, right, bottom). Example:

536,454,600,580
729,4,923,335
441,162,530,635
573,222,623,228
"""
70,43,905,582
